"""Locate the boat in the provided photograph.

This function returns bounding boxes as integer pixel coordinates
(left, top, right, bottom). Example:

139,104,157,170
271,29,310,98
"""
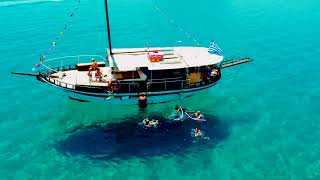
16,0,252,106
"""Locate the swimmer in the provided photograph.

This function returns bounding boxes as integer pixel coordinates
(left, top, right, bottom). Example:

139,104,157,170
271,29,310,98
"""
174,105,182,112
194,128,202,138
175,112,180,119
149,119,159,127
141,118,159,128
173,105,184,121
191,128,210,141
143,118,150,126
193,111,204,119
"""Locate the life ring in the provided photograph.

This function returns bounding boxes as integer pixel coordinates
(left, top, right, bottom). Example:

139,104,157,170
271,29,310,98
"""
111,80,121,91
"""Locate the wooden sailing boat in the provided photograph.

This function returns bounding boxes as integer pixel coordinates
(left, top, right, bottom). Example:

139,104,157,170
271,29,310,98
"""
14,0,252,106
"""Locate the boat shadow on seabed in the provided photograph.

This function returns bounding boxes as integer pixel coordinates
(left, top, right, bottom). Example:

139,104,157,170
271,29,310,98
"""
55,114,231,161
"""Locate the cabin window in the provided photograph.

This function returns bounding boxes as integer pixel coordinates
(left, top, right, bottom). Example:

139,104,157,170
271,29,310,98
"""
150,69,186,80
114,71,140,80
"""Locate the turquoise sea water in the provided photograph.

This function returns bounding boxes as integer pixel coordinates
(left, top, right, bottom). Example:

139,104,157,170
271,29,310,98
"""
1,0,320,179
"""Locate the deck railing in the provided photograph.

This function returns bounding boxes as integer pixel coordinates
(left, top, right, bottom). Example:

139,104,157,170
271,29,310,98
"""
39,55,106,74
42,75,76,89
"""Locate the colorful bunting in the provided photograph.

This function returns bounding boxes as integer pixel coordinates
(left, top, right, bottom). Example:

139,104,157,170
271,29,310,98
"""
40,0,81,62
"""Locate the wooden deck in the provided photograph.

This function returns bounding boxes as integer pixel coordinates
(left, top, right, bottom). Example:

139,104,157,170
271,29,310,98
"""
49,67,112,87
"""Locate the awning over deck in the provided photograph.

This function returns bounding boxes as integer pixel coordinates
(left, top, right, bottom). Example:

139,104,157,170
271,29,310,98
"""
111,47,223,71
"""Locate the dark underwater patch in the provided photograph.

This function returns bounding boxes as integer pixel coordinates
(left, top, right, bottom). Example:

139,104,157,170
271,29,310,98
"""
55,113,230,160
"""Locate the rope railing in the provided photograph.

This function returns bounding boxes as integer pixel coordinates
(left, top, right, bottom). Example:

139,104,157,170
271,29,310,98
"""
39,54,106,75
43,55,105,63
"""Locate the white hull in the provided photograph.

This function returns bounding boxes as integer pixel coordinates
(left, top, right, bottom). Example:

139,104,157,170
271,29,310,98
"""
58,82,217,105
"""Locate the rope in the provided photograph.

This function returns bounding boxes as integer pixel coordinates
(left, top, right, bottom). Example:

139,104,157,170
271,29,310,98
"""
39,0,81,62
152,0,201,47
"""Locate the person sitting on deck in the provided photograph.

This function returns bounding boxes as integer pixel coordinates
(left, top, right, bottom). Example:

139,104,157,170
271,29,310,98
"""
95,68,102,81
91,59,98,70
205,66,213,82
88,66,93,81
193,111,204,119
211,69,219,76
58,71,66,79
206,66,212,76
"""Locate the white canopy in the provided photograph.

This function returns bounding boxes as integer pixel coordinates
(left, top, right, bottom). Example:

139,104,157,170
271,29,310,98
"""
111,47,223,71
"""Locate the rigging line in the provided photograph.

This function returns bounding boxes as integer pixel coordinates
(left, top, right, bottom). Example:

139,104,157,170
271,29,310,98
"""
152,0,201,47
41,0,81,60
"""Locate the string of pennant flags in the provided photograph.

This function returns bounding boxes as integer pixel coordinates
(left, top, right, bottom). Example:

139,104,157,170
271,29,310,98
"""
152,0,201,47
39,0,81,63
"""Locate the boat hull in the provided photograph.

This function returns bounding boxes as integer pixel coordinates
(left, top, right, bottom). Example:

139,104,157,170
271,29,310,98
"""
43,79,218,105
66,84,216,105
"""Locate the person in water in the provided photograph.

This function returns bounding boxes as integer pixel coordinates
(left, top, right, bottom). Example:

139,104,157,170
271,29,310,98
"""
150,119,159,126
174,105,183,112
143,118,159,127
173,105,185,121
194,128,202,138
138,92,147,108
143,118,150,126
174,112,180,119
192,128,210,140
193,111,204,119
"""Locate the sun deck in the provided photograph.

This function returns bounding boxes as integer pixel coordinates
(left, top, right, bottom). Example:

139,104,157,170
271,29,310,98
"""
48,66,148,87
110,47,223,71
48,68,109,88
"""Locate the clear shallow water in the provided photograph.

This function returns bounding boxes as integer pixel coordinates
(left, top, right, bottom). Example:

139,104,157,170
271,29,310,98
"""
1,0,320,179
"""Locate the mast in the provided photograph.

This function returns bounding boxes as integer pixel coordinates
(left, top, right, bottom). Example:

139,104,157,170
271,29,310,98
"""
104,0,113,55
